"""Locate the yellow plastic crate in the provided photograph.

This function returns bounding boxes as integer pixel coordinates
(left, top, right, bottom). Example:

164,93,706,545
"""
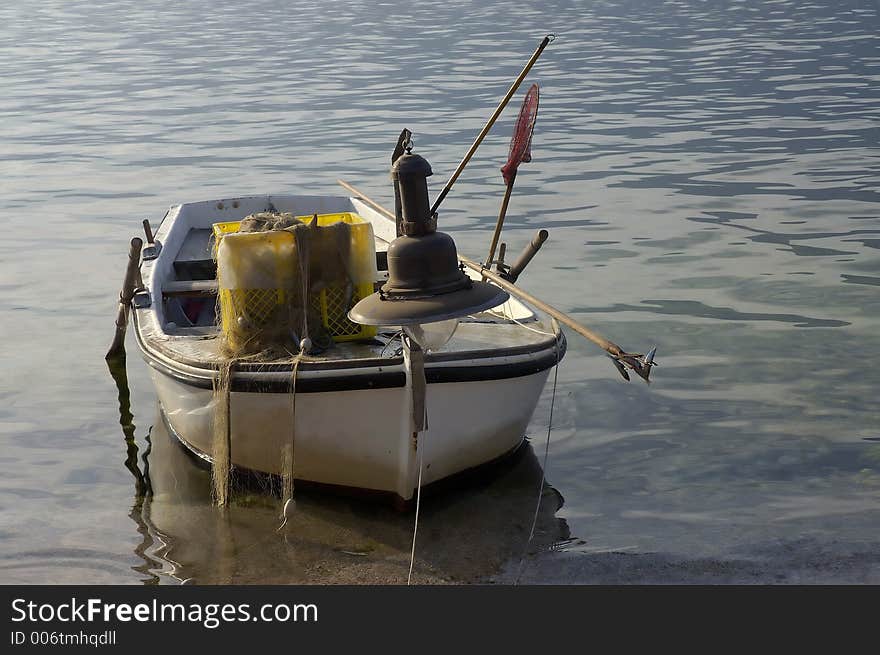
213,213,377,343
212,212,372,242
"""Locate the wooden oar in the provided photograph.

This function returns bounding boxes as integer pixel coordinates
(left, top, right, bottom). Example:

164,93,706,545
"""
106,237,143,360
338,179,657,382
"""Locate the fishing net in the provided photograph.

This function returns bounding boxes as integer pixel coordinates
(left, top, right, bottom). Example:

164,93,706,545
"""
211,361,232,506
214,211,377,358
208,210,378,507
500,83,539,185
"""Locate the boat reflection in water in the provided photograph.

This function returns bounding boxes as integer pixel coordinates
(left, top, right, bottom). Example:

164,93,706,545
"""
124,409,569,584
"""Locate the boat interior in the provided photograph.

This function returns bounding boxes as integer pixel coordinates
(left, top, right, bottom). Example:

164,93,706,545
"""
142,195,558,367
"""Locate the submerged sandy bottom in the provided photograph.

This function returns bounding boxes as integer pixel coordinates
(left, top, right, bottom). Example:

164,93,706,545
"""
130,415,880,585
137,415,567,585
502,543,880,585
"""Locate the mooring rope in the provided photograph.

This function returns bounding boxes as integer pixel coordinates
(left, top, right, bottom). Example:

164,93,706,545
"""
380,330,403,357
407,432,425,585
278,232,311,531
515,317,561,585
278,350,302,532
403,332,428,586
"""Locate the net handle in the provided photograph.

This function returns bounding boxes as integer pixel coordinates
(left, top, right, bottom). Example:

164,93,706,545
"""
485,84,540,267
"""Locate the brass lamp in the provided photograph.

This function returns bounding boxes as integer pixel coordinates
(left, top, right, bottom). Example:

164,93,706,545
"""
348,148,508,349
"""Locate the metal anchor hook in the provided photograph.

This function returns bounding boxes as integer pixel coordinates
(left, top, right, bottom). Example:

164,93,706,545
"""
609,346,658,383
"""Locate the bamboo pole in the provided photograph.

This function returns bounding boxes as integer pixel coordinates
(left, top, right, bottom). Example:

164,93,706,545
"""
106,237,143,360
485,169,517,267
337,178,655,381
429,35,554,215
457,253,623,356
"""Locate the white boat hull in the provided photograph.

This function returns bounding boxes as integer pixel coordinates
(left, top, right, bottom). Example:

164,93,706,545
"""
133,193,566,502
151,364,551,501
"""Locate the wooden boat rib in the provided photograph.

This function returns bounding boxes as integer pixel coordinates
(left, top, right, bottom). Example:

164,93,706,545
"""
133,193,565,501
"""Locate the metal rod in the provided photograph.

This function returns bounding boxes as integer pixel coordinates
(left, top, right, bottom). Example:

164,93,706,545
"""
506,229,549,282
485,170,517,267
142,219,154,245
106,237,143,360
338,179,628,358
429,34,554,216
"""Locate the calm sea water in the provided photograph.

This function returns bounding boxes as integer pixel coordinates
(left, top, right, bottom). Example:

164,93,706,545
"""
1,0,878,584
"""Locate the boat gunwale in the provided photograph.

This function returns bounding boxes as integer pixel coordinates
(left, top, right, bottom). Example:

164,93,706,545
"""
133,191,567,392
135,315,563,372
134,310,566,392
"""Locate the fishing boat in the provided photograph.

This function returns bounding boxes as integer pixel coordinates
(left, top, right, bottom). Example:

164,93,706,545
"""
131,190,565,502
114,37,654,506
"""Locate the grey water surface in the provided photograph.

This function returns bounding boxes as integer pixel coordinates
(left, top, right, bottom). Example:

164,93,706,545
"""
1,0,878,584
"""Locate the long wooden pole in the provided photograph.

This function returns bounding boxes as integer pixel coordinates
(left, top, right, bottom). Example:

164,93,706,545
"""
457,253,624,355
485,169,517,267
106,237,143,360
338,179,637,361
429,34,554,215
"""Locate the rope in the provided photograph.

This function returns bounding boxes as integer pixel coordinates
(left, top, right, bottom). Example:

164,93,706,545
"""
515,317,561,585
405,307,558,584
277,350,302,532
278,232,310,531
403,332,428,585
380,330,403,357
407,433,425,585
505,304,556,337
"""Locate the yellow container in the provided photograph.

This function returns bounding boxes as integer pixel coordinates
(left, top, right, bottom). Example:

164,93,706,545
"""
214,213,377,346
